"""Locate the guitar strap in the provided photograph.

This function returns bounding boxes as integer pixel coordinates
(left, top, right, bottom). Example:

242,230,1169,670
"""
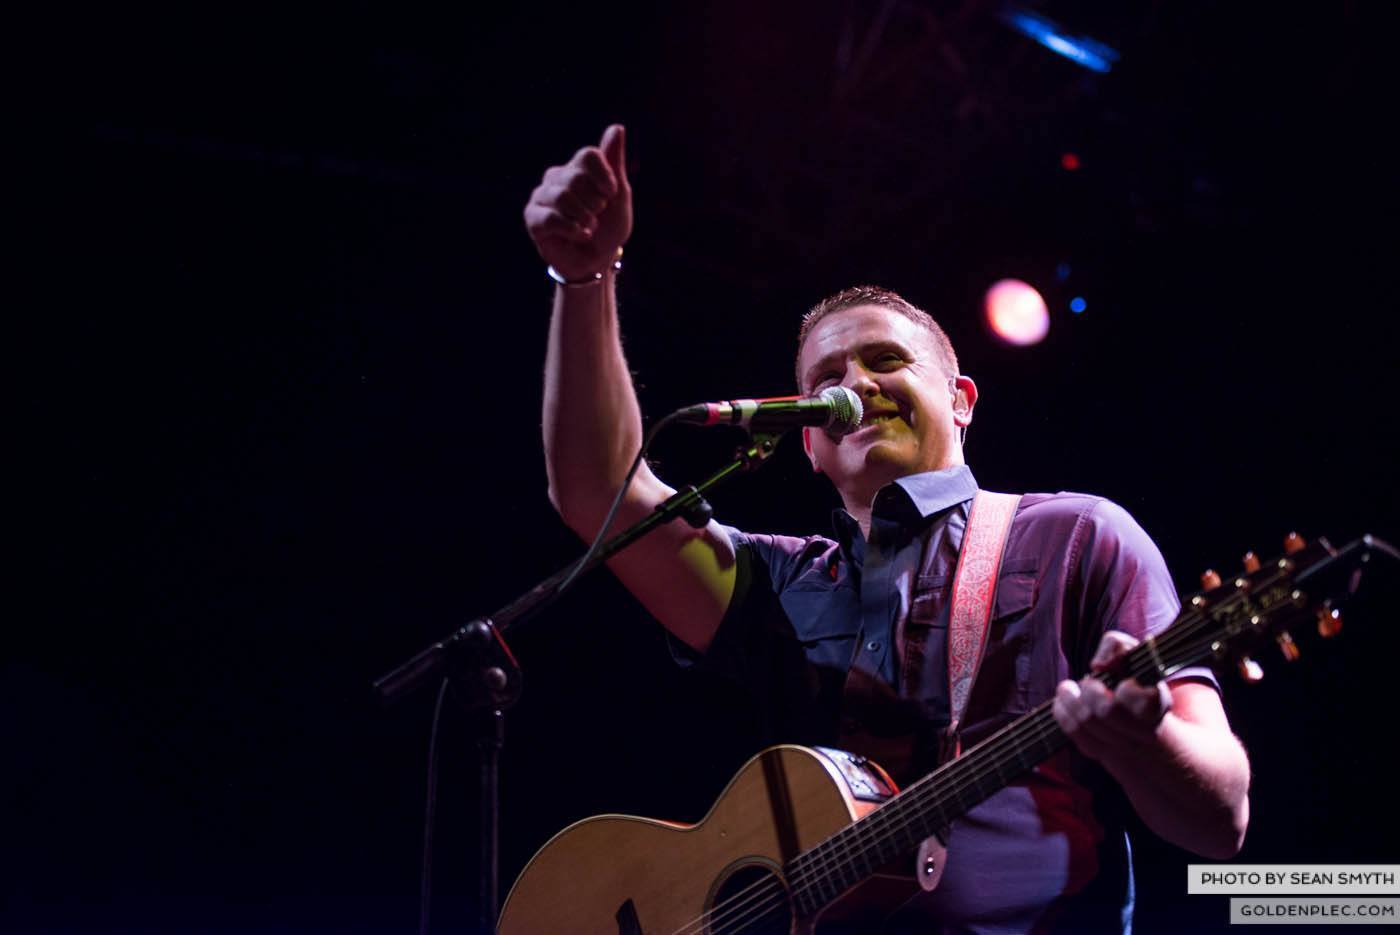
943,490,1021,761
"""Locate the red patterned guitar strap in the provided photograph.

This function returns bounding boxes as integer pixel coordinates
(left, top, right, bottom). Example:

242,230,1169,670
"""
944,490,1021,760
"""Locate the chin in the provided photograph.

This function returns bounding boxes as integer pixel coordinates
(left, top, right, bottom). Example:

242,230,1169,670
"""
860,441,920,473
840,446,920,488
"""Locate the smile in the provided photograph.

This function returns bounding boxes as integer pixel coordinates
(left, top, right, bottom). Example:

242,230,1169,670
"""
858,411,901,429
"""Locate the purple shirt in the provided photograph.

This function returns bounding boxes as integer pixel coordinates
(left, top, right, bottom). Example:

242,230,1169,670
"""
678,465,1214,933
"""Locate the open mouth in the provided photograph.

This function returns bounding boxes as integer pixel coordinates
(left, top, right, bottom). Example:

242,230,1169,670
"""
859,410,901,429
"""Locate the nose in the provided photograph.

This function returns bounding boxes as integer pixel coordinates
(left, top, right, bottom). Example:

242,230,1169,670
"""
842,361,881,398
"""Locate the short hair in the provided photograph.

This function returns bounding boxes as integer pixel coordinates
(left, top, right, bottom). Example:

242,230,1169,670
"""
795,285,959,389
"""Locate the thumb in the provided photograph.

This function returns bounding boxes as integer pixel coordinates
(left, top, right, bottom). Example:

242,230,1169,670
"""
601,123,629,189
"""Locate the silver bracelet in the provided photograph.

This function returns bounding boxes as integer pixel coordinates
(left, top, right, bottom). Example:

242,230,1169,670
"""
547,249,623,287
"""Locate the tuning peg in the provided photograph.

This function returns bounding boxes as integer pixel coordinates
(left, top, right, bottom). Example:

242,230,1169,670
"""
1242,551,1261,573
1275,632,1301,662
1201,569,1223,590
1317,606,1342,638
1237,656,1265,683
1284,532,1306,554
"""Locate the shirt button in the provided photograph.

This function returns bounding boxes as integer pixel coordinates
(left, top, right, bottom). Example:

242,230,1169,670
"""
866,640,882,652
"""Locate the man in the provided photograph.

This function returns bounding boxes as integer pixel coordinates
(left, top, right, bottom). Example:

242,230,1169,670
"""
525,124,1249,932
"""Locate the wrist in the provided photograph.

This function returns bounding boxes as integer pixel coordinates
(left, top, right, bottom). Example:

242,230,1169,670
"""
548,248,624,288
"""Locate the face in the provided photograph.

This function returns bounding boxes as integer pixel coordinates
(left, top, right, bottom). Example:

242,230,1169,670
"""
797,304,977,509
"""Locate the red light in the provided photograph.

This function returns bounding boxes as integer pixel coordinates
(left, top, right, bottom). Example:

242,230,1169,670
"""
1060,152,1081,171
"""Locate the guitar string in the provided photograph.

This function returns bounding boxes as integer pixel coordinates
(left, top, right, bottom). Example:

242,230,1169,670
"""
673,612,1225,935
675,573,1286,933
668,875,785,935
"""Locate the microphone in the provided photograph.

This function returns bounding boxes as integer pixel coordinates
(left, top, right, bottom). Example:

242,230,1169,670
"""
673,386,864,435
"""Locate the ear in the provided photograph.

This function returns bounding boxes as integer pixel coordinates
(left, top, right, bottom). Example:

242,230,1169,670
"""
802,427,823,474
952,375,978,427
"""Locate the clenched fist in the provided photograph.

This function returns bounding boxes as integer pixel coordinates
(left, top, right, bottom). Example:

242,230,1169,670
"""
524,124,633,282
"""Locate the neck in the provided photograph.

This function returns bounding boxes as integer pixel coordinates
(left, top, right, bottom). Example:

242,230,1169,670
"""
850,504,873,540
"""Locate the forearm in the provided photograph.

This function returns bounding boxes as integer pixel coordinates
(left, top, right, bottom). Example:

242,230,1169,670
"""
542,274,665,530
1099,701,1250,859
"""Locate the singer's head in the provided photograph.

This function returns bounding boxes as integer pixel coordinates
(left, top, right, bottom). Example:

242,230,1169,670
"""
795,286,977,512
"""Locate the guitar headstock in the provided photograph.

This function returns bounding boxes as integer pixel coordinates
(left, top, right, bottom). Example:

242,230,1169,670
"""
1178,533,1395,684
1119,534,1396,688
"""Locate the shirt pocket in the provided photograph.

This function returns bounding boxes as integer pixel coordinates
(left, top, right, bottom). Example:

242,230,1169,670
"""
986,558,1038,713
911,558,1039,716
908,574,950,630
779,588,859,671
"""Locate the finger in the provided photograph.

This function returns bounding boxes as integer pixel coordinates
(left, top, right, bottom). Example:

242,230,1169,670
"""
524,204,592,244
601,123,629,191
563,168,610,214
1143,680,1173,722
552,189,599,231
532,185,598,234
574,149,618,200
1090,630,1139,671
1082,678,1115,720
1053,679,1084,732
1113,680,1160,723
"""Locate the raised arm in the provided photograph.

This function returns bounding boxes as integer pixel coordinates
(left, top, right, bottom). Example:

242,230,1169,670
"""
524,125,736,652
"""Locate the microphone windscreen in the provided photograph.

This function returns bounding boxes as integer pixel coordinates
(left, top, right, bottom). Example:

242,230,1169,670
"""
820,386,864,435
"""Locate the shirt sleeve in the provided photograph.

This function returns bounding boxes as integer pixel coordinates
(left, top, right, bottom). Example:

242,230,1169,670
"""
665,524,755,677
1074,498,1220,690
664,525,848,747
664,525,817,678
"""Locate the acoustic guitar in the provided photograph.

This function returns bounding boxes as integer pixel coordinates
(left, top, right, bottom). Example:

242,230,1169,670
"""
499,534,1390,934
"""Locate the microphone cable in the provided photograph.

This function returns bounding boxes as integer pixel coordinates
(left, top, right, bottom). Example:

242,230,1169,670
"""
553,409,685,596
419,678,451,935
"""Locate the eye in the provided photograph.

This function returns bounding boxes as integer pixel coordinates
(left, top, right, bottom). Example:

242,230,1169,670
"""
871,351,905,370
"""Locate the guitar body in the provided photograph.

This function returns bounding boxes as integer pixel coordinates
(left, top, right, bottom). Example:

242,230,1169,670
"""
498,745,924,934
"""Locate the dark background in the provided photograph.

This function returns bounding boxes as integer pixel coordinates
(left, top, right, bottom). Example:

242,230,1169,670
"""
14,2,1399,932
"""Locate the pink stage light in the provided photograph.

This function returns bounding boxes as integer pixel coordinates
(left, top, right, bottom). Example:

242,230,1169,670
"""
984,279,1050,346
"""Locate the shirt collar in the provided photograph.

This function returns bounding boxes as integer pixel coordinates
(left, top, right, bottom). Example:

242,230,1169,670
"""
831,464,979,556
890,464,979,519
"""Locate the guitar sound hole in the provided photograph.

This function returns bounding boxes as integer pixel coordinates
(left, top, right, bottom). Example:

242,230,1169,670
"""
708,863,792,935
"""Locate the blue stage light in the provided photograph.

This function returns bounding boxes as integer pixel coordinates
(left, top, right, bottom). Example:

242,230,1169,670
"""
999,7,1120,74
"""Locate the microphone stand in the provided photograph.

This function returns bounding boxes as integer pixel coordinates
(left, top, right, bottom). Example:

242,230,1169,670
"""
372,431,782,934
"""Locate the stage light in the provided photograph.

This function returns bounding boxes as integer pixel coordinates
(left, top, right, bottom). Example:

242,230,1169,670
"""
1070,296,1087,313
1060,152,1081,171
999,6,1120,74
985,279,1050,346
